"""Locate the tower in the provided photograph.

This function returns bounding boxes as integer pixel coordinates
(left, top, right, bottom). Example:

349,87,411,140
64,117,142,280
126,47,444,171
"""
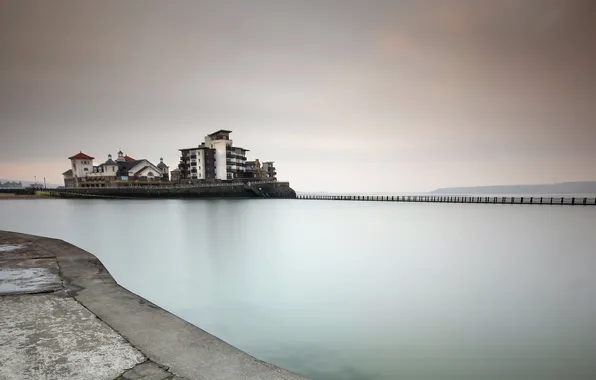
157,157,169,181
68,151,95,186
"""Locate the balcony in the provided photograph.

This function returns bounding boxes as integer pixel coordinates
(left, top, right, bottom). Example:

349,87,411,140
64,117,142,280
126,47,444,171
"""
190,154,197,159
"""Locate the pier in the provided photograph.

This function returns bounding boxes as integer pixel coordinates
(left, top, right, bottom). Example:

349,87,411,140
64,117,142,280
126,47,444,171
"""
296,194,596,206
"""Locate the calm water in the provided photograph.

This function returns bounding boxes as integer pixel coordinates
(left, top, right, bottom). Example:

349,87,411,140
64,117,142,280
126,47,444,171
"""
2,199,596,379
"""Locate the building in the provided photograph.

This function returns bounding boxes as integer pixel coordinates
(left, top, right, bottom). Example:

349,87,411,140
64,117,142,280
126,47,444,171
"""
62,151,169,188
178,130,276,183
170,168,181,182
243,159,277,180
157,158,169,181
203,130,249,180
178,144,216,181
261,161,277,179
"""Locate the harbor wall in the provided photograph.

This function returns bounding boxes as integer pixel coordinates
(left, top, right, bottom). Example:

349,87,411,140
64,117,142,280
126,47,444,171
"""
0,230,305,380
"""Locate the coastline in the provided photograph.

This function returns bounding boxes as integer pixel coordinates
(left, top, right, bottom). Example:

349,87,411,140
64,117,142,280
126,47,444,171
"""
0,230,305,380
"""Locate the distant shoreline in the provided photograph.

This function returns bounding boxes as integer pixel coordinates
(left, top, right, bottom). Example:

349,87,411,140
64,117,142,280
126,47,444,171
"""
0,193,45,199
430,181,596,195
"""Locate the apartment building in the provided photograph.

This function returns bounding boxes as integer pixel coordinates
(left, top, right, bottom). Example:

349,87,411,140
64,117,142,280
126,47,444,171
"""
178,130,249,181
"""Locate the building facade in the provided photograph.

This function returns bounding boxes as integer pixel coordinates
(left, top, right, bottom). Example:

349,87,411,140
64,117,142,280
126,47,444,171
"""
62,151,169,188
177,130,278,183
178,144,216,181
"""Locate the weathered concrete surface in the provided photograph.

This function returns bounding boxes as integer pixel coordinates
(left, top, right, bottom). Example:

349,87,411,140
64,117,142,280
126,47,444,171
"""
0,230,306,380
0,294,145,380
117,361,186,380
0,257,62,295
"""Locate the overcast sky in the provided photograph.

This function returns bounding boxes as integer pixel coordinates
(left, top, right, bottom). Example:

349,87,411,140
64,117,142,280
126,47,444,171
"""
1,0,595,191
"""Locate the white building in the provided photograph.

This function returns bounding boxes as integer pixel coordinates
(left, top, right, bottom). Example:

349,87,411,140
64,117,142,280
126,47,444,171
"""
63,151,169,188
204,130,249,180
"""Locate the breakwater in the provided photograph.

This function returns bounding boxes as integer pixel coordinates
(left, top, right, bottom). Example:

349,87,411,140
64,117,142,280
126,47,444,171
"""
297,194,596,206
0,230,305,380
36,181,296,199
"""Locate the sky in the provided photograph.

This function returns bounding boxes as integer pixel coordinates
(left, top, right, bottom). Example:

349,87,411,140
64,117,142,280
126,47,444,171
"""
1,0,595,192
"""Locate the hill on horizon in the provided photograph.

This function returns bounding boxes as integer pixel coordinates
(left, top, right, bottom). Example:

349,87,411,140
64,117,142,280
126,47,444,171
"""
430,181,596,195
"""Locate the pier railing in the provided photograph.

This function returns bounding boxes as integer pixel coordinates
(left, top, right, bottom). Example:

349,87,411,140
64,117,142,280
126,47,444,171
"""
296,194,596,206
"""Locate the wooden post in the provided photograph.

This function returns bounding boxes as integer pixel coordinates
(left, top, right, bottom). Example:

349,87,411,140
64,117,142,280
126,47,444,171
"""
540,197,543,204
511,197,514,204
583,198,587,205
572,197,575,205
561,197,564,205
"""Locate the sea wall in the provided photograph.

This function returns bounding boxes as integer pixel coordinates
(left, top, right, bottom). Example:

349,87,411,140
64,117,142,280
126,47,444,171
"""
0,230,305,380
40,182,296,199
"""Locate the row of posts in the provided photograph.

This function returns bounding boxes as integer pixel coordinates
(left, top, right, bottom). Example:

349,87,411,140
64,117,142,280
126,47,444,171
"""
296,195,596,206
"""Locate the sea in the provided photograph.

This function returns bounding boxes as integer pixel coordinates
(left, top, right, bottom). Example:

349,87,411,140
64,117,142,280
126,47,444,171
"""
1,198,596,380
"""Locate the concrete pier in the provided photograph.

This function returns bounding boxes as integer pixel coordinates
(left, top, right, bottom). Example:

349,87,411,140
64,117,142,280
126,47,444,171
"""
0,230,305,380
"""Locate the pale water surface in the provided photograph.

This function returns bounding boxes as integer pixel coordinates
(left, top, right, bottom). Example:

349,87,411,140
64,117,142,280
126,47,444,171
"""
1,199,596,380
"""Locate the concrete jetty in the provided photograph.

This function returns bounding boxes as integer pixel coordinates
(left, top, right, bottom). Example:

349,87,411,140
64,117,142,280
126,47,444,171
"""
0,230,305,380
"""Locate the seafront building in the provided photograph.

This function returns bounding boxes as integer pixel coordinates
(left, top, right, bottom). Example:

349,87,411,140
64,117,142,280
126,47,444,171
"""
61,130,278,187
62,151,169,188
177,130,277,183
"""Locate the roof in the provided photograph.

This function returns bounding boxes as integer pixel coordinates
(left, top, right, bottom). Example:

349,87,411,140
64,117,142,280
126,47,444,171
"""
179,146,213,151
133,166,151,175
171,168,181,172
157,162,168,169
233,147,250,152
62,169,73,176
118,159,160,172
104,158,117,165
124,155,135,161
68,152,94,160
207,129,232,137
117,160,142,171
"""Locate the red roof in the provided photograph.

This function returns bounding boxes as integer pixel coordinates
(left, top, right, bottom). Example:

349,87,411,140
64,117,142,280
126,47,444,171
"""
68,152,94,160
124,155,135,161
